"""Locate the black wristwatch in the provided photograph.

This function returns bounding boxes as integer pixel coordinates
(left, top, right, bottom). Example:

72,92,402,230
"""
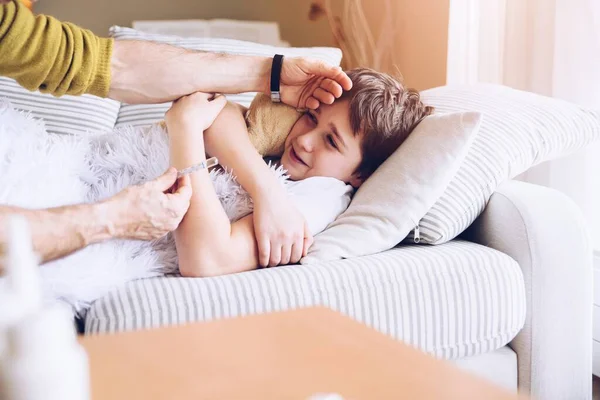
270,54,284,103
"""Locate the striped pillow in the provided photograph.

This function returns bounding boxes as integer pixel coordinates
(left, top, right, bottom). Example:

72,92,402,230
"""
412,83,600,244
0,77,120,136
109,26,342,127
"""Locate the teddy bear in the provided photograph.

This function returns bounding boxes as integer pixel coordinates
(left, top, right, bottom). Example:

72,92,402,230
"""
244,93,303,157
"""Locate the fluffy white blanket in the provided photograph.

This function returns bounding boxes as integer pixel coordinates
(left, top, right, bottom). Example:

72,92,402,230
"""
0,101,288,314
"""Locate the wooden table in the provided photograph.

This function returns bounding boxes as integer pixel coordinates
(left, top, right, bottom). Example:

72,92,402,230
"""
80,307,523,399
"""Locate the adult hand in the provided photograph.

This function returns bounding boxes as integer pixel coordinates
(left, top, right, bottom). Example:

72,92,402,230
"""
165,92,227,133
253,188,314,268
106,168,192,240
279,58,353,110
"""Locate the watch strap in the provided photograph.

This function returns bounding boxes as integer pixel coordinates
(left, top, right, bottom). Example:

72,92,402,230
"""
270,54,284,103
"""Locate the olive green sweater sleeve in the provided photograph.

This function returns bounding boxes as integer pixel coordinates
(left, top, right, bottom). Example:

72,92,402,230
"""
0,0,113,97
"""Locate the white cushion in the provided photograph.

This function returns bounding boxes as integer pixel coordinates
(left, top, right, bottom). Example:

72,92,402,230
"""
85,240,526,361
109,26,343,127
301,112,482,264
412,83,600,244
0,77,120,135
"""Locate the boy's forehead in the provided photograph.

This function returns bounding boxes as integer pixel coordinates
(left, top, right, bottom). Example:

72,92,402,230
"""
316,102,343,121
336,100,360,130
321,101,364,142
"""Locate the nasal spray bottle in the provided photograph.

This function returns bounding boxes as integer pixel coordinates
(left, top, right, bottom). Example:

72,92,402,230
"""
0,216,90,400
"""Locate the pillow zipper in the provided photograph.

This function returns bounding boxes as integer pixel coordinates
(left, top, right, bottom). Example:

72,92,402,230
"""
414,223,421,244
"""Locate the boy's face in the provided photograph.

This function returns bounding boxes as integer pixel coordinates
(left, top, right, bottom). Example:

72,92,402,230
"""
281,100,363,186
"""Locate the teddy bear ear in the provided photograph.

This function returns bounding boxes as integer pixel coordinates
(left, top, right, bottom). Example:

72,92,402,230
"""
246,93,303,158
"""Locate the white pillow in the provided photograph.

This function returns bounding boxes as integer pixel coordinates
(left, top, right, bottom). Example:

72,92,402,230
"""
0,77,120,135
409,83,600,244
301,112,482,264
109,26,343,127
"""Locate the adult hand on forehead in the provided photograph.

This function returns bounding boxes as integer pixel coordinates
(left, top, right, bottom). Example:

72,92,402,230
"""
279,57,353,110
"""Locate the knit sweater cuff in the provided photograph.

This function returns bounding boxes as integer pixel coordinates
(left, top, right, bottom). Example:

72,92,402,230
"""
88,37,114,98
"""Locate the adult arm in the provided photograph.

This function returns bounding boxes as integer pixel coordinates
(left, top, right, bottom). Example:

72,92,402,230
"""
0,168,191,263
0,1,352,106
110,43,352,107
0,203,113,263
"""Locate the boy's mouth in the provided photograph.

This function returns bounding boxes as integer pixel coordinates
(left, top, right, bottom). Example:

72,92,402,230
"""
290,146,308,167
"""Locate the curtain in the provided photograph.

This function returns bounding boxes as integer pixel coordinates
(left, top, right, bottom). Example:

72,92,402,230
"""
447,0,600,249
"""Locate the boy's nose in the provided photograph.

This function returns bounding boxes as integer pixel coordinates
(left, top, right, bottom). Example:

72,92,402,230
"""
297,132,315,152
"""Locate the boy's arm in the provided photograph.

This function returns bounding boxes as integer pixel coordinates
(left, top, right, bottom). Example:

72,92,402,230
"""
171,167,260,277
167,102,260,276
203,102,271,197
176,208,261,277
203,102,312,267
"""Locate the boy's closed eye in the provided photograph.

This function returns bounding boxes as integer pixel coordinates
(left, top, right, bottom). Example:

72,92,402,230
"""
306,110,318,125
327,134,338,150
306,111,340,151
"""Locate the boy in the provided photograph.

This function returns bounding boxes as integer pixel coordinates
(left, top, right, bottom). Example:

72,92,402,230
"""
166,68,433,277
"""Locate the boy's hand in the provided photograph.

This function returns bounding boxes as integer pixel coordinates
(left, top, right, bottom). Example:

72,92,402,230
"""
165,92,227,133
253,189,313,267
279,58,353,110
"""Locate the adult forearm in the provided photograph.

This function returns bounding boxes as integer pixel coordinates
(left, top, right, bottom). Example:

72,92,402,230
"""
108,40,271,104
0,203,114,263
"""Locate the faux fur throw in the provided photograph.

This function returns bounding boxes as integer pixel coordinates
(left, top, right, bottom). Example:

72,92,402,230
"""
0,101,289,314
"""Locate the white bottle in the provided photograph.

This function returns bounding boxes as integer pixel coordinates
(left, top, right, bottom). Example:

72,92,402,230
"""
0,215,42,362
0,216,90,400
0,216,43,327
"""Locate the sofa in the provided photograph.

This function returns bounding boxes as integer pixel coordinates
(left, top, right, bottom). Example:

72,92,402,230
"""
82,179,593,399
0,29,595,399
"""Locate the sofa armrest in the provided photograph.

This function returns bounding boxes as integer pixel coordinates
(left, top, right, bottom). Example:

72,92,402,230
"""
465,180,593,399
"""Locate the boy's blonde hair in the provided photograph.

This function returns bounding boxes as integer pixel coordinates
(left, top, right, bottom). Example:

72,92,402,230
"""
341,68,434,179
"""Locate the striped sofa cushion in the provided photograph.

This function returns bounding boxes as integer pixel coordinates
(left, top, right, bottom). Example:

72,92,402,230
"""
84,240,526,360
410,84,600,244
0,77,120,136
109,26,343,127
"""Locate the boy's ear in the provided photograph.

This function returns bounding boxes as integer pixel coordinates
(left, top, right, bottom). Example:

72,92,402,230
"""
349,172,365,188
